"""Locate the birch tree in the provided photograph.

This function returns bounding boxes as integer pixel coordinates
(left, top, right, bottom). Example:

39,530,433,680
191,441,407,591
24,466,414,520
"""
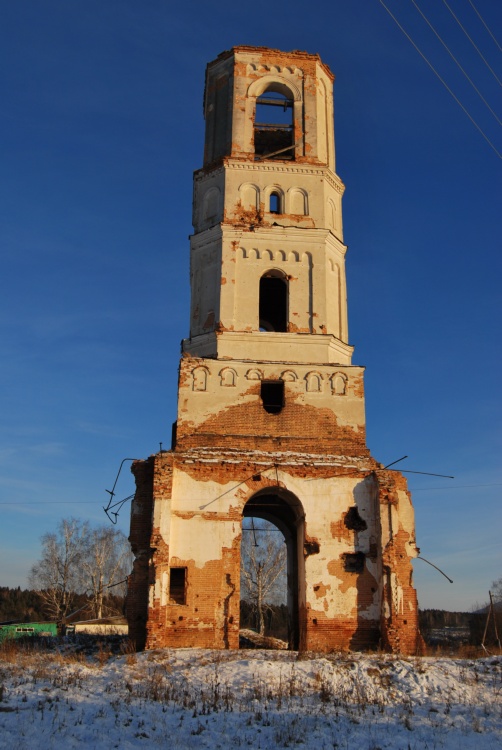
81,527,132,619
241,520,286,635
29,517,88,621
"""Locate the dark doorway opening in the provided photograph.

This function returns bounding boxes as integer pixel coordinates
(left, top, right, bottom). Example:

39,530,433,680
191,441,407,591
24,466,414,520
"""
259,272,288,332
241,491,305,649
169,567,187,605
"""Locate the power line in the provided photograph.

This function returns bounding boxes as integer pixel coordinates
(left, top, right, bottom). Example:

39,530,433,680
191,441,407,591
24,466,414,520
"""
411,482,502,492
467,0,502,53
442,0,502,86
0,501,101,505
2,482,500,506
377,0,502,158
411,0,502,125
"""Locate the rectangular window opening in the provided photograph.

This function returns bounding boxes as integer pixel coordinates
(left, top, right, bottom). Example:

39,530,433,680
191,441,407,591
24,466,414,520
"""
261,380,284,414
342,552,365,573
169,567,187,605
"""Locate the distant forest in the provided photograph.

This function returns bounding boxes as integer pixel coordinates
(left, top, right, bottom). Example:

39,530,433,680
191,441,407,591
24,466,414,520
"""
1,589,500,648
419,607,501,648
0,587,125,624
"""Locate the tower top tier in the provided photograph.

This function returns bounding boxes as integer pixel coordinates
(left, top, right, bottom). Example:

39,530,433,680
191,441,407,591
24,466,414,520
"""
203,46,337,171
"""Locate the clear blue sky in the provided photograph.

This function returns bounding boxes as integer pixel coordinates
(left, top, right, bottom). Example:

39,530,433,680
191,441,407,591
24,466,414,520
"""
1,0,500,611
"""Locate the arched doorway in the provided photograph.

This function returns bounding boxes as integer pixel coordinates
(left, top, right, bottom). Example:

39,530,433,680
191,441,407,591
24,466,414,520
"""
241,489,305,649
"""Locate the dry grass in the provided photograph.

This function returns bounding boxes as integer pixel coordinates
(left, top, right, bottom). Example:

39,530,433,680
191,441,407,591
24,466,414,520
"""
0,638,499,747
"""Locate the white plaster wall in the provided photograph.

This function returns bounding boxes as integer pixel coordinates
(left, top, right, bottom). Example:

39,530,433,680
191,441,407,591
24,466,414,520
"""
292,474,380,620
177,357,366,432
161,464,380,623
189,231,222,338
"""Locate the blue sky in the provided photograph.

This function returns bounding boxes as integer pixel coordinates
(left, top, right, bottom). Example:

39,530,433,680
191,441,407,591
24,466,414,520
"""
0,0,500,611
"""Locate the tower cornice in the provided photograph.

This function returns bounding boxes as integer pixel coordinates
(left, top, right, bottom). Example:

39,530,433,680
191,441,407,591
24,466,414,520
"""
190,223,348,257
182,330,354,364
209,46,335,81
194,159,345,196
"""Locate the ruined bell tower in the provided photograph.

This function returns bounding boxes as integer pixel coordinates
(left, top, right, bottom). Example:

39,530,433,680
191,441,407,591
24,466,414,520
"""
127,46,422,653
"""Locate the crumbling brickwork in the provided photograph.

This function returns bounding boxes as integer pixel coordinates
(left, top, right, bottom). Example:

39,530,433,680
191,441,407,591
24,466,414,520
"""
127,46,422,654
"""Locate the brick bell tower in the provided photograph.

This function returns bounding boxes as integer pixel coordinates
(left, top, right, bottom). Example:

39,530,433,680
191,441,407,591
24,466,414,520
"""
127,46,422,653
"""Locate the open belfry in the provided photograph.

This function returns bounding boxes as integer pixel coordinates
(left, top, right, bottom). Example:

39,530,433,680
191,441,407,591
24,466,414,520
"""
127,46,422,653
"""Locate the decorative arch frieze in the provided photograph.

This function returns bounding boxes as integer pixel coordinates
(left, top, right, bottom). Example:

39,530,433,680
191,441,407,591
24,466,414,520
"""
192,366,210,392
219,367,238,387
245,368,263,381
305,371,323,393
246,64,302,78
281,370,298,382
330,372,347,395
288,187,308,215
242,247,259,260
239,183,260,210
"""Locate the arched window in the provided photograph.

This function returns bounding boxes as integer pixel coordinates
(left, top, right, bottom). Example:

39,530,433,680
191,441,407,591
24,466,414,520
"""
254,88,294,161
269,191,281,214
259,270,288,332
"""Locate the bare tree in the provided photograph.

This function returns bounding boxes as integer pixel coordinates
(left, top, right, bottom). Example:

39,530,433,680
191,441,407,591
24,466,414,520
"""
241,519,286,635
29,517,88,621
81,527,132,619
30,518,132,622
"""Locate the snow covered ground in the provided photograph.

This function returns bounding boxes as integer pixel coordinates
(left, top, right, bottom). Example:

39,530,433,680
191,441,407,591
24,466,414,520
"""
0,645,500,749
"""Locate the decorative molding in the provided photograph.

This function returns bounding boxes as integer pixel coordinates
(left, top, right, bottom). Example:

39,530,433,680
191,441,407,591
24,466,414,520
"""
246,63,303,77
240,247,303,263
245,368,263,381
219,367,238,387
192,366,209,392
305,371,323,393
281,370,297,382
330,372,347,395
224,160,345,194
